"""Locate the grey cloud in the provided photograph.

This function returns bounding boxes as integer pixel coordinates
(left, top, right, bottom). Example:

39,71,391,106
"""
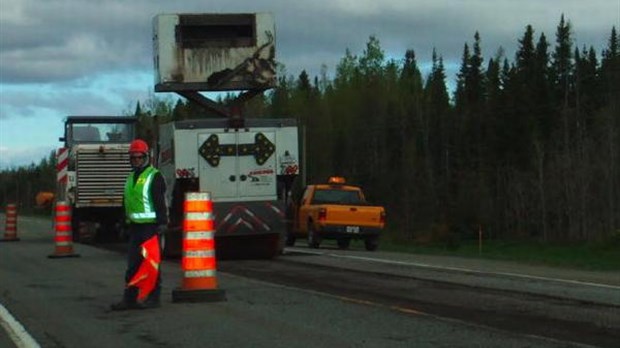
1,1,154,82
0,0,617,85
0,72,151,121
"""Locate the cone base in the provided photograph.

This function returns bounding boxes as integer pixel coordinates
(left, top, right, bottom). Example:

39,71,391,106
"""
48,253,81,259
0,238,20,242
172,287,226,303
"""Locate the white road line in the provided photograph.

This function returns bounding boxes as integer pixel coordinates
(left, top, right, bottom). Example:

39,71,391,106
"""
0,302,41,348
337,254,620,290
287,248,620,290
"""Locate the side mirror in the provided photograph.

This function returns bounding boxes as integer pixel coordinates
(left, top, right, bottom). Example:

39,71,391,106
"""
59,137,65,142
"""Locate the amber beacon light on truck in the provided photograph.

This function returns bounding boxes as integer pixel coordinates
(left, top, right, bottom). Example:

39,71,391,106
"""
327,176,346,184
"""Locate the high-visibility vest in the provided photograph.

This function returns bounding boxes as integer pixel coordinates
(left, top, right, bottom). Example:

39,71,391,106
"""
124,166,159,223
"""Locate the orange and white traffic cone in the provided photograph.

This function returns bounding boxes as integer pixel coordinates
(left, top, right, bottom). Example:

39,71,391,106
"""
1,203,20,242
48,201,80,258
172,192,225,302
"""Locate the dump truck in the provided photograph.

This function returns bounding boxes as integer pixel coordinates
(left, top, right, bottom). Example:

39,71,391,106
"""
58,116,137,242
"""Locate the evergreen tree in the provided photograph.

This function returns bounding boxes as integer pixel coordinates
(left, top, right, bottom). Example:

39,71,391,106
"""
270,74,292,117
534,32,554,141
484,52,502,164
134,101,143,116
599,26,620,238
551,14,574,107
511,25,541,170
550,14,576,239
424,50,452,227
601,26,619,104
455,43,471,113
397,49,425,233
172,99,188,120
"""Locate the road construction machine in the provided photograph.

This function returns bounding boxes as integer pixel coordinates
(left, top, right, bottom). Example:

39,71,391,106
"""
152,12,299,258
157,117,298,258
58,116,137,242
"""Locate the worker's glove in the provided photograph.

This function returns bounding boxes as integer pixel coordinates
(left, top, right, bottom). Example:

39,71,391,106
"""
156,224,167,236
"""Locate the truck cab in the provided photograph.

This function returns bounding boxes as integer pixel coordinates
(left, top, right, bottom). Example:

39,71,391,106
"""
61,116,136,147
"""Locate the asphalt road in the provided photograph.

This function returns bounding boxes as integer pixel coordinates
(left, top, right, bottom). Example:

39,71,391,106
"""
1,214,619,347
221,250,620,346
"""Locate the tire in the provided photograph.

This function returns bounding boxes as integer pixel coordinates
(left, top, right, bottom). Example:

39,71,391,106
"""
337,238,351,249
307,223,321,249
364,237,379,251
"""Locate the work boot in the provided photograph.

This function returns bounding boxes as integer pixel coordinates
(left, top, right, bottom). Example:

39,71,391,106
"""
110,300,141,311
110,287,140,311
137,299,161,309
139,293,161,309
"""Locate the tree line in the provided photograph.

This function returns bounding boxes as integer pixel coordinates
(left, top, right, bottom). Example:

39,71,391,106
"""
2,16,618,243
0,151,56,215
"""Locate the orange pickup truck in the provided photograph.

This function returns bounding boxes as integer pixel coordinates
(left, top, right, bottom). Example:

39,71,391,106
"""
286,177,386,251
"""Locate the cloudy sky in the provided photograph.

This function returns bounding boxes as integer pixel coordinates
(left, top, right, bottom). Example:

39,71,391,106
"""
1,0,618,169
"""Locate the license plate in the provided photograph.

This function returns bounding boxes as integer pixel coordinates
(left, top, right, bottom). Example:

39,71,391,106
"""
346,226,360,233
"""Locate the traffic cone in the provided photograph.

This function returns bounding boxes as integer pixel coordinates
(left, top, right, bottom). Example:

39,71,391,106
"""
48,201,80,258
172,192,225,302
0,203,20,242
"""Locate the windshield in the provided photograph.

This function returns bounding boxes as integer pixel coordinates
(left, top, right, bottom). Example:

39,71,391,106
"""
68,122,134,144
311,188,363,205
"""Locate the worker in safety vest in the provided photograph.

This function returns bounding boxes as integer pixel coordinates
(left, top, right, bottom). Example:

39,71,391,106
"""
111,139,167,310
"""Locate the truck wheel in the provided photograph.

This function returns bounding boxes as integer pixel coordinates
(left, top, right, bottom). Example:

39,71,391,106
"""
364,237,379,251
307,223,321,249
337,238,351,249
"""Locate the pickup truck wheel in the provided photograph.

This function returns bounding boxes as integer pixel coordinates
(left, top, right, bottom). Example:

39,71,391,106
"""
337,238,351,249
307,224,321,249
365,237,379,251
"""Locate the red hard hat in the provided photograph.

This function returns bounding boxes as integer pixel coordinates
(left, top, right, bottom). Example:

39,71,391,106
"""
129,139,149,154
